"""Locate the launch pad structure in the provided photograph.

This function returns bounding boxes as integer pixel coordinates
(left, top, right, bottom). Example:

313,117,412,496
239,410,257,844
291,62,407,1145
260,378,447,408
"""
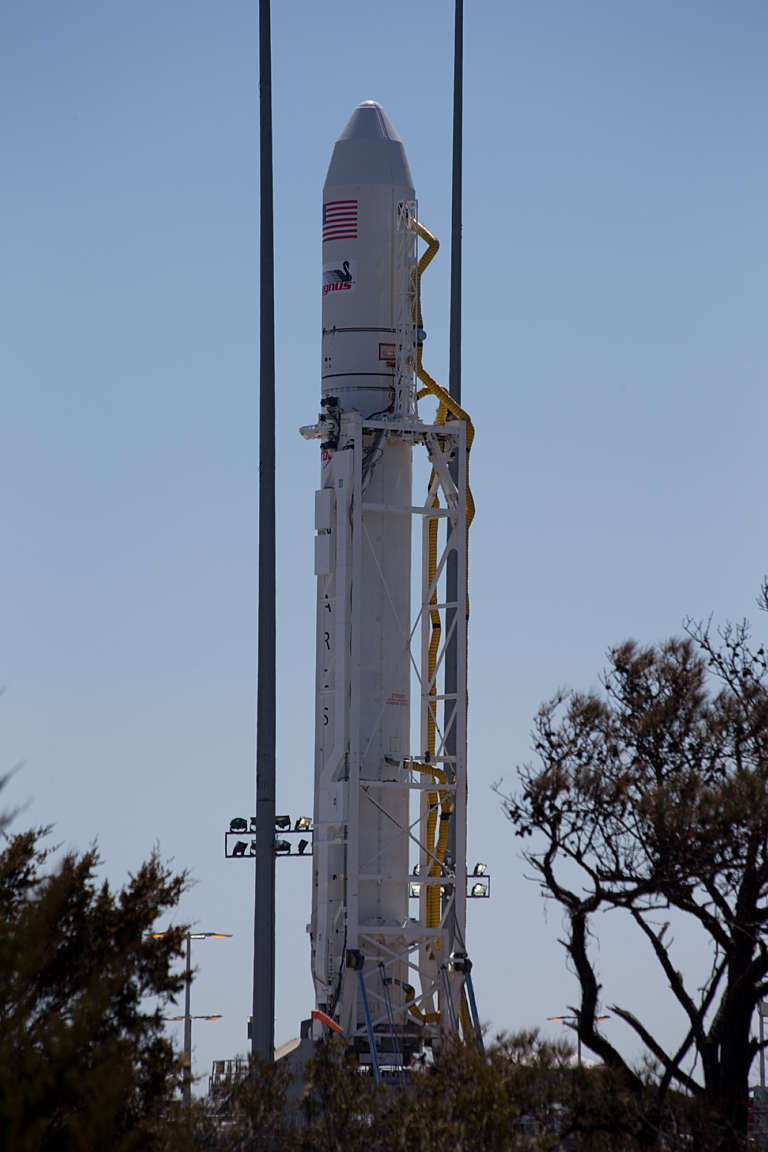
243,0,478,1081
306,406,471,1066
300,101,483,1075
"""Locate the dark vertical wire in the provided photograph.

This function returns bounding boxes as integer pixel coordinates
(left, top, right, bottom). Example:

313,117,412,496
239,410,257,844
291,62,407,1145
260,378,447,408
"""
449,0,463,409
253,0,276,1063
444,0,463,952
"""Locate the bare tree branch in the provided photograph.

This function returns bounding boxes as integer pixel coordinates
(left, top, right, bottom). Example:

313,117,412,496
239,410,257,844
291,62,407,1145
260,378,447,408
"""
504,600,768,1147
608,1004,700,1095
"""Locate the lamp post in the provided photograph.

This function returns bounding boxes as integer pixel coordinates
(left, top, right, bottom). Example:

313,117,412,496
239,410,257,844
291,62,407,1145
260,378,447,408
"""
547,1012,610,1066
152,930,232,1105
759,1000,768,1089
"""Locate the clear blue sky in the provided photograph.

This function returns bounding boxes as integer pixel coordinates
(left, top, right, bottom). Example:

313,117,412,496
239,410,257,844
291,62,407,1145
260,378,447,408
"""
2,0,766,1092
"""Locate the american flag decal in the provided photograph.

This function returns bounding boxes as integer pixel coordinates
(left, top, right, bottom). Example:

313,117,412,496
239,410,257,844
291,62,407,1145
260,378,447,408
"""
323,200,358,244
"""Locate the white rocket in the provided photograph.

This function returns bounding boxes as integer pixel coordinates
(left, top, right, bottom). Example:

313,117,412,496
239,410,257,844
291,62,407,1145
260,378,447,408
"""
301,101,480,1070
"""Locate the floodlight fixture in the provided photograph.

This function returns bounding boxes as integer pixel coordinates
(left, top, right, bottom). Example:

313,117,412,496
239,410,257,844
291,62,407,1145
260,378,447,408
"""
250,840,257,856
295,816,312,831
298,839,310,855
473,862,487,876
230,817,247,833
449,950,470,973
409,883,421,898
232,841,247,857
471,882,488,898
274,839,291,855
275,814,291,830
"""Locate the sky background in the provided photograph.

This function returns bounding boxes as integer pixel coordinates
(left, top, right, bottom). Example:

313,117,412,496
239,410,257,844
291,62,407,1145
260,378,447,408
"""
2,0,767,1095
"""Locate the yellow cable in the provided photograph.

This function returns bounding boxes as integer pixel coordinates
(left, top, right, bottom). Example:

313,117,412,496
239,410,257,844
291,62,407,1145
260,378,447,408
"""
410,220,476,1044
414,220,475,592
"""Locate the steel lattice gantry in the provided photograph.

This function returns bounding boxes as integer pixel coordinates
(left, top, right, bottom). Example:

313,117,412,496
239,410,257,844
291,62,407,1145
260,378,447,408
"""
309,407,469,1067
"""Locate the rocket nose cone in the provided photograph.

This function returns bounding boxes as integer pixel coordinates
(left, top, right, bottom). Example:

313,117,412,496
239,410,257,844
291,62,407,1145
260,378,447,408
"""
326,100,413,190
337,101,403,144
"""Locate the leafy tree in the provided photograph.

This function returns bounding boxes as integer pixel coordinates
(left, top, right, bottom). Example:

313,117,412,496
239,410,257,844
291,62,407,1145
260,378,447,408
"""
0,803,191,1151
502,581,768,1151
386,1031,574,1152
206,1053,292,1152
212,1031,621,1152
200,1030,734,1150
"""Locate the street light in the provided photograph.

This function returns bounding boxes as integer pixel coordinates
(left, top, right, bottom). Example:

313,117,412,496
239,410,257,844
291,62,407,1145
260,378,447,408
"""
758,1000,768,1088
547,1012,610,1066
152,930,232,1105
165,1014,223,1022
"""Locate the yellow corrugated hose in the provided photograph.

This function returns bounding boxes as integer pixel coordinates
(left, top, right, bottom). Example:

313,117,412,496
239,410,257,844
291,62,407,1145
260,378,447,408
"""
410,761,453,929
406,759,452,1025
405,221,475,1042
414,222,475,752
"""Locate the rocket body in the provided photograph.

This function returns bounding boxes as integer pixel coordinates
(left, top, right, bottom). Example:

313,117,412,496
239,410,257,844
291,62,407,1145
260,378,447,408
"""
304,102,470,1060
313,103,413,1031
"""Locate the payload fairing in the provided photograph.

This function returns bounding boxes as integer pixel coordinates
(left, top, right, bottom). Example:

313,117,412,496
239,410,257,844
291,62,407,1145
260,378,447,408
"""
301,101,480,1070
